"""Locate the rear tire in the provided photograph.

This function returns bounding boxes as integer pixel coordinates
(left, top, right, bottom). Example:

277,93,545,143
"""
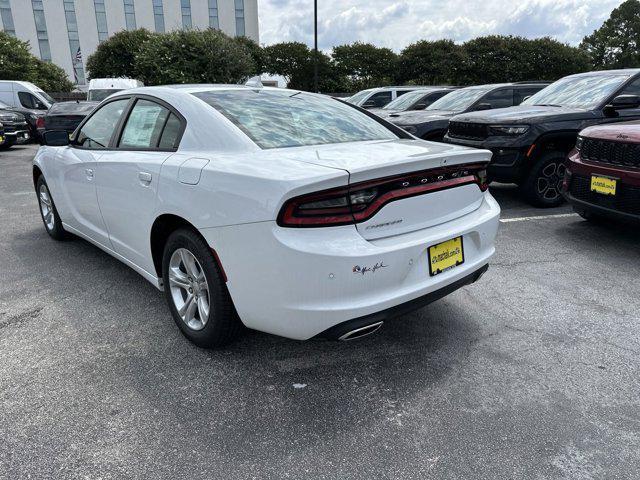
162,228,242,348
36,176,67,240
521,151,567,208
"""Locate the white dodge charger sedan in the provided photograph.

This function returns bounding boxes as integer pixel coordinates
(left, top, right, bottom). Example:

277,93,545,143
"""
34,85,500,347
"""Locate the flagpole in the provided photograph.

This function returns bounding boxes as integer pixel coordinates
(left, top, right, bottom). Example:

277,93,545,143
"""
313,0,318,93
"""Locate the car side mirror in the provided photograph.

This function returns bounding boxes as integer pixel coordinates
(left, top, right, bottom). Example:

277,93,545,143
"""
474,103,492,111
43,130,70,146
604,94,640,116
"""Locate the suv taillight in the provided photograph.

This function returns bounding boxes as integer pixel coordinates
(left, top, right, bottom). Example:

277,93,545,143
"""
278,164,489,227
35,116,45,129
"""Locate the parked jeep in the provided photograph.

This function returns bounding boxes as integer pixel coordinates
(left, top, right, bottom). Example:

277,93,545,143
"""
444,69,640,207
563,121,640,224
388,82,548,141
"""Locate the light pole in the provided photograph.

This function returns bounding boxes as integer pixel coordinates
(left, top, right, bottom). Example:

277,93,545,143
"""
313,0,318,93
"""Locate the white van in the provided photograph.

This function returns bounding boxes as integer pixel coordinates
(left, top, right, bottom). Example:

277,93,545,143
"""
87,78,144,101
0,81,54,111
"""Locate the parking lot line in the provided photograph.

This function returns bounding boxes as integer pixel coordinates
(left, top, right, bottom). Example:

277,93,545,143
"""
500,213,579,223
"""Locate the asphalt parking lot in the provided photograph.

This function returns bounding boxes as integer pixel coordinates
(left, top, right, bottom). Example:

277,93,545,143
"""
1,144,639,480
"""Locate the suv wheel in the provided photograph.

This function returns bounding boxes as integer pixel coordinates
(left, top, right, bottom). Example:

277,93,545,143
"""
162,228,242,348
522,152,567,208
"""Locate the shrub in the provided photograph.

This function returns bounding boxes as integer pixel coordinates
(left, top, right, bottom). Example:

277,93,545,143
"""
85,28,153,80
134,29,254,85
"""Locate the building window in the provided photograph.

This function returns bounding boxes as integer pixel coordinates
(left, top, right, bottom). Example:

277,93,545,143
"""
234,0,245,36
63,0,85,84
0,0,15,36
208,0,218,29
124,0,136,29
181,0,191,29
93,0,108,42
31,1,51,60
152,0,164,33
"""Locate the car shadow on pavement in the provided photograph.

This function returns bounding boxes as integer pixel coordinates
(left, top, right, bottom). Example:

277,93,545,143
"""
8,223,482,466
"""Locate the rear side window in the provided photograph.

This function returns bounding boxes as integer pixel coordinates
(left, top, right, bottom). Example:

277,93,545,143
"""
482,89,514,109
76,98,129,149
119,99,170,149
158,114,182,149
193,89,397,149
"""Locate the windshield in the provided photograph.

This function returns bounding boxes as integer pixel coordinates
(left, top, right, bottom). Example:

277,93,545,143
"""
383,91,429,110
522,74,631,109
427,88,491,112
347,90,373,106
88,89,122,101
194,89,397,149
36,90,55,105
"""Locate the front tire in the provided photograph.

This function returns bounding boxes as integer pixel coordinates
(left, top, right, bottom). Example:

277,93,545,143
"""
162,228,242,348
521,152,567,208
36,176,66,240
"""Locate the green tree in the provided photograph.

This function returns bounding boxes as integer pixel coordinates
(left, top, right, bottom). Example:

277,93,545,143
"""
0,31,73,92
459,35,589,85
0,31,37,82
580,0,640,69
397,39,463,85
331,42,397,91
134,29,254,85
32,59,74,92
234,36,265,75
86,28,153,80
263,41,346,92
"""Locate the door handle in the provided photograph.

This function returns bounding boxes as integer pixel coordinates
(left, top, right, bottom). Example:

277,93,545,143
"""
138,172,152,185
85,168,94,180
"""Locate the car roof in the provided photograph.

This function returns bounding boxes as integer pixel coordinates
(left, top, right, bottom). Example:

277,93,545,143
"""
568,68,640,77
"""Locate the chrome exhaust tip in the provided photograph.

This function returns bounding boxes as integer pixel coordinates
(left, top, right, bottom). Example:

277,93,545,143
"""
338,321,384,341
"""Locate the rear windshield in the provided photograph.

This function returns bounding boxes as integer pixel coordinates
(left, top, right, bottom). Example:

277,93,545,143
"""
88,89,121,101
193,89,397,149
49,102,97,114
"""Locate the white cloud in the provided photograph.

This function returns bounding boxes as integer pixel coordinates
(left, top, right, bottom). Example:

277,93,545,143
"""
258,0,625,51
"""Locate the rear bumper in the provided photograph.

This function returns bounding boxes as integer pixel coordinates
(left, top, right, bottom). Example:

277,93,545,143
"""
199,192,500,340
316,264,489,340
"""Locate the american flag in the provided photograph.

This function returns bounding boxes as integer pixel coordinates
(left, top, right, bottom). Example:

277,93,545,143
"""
74,47,82,64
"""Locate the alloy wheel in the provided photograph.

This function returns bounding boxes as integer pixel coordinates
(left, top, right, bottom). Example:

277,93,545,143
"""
168,248,211,331
39,184,55,231
536,161,566,201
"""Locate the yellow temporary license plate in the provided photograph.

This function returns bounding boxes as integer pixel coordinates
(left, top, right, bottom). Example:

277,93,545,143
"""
429,236,464,276
591,175,617,196
0,135,4,143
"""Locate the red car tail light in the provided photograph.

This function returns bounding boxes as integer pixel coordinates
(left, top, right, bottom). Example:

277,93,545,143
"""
35,116,45,129
278,163,489,227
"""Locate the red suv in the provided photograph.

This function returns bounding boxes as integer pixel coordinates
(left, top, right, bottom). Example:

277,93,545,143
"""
563,122,640,223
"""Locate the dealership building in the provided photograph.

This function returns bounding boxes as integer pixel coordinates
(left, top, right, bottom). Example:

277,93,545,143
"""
0,0,259,86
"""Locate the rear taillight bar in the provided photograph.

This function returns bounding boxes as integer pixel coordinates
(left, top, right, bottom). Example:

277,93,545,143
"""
278,163,489,228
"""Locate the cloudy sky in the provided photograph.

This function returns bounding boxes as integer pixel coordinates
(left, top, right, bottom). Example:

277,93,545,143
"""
258,0,625,51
